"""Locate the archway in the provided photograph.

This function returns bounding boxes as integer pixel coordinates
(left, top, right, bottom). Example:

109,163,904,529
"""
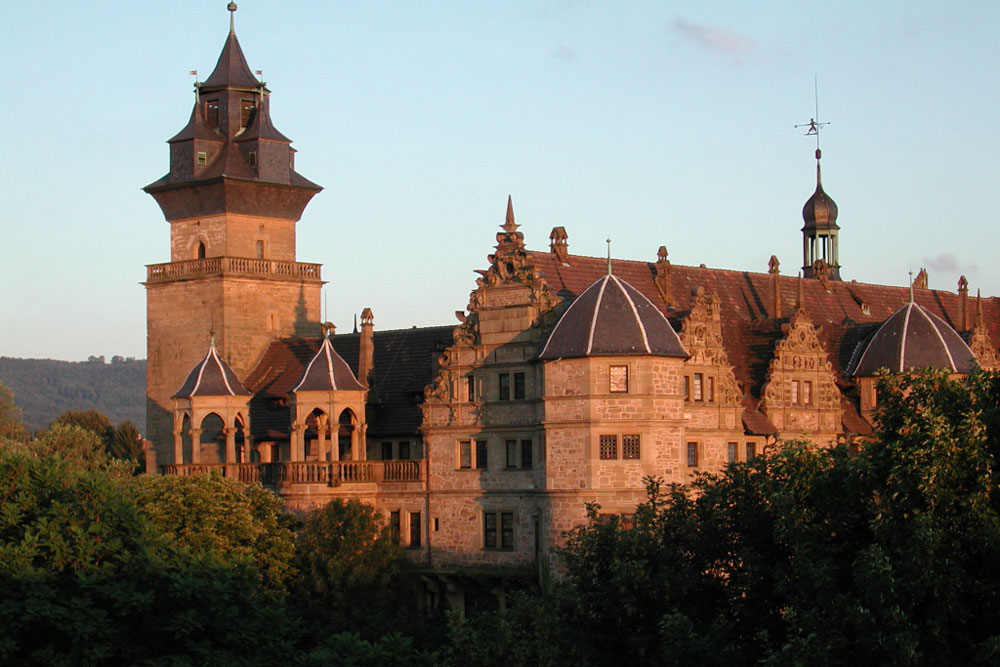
181,413,192,464
338,409,356,461
304,408,329,461
199,413,225,464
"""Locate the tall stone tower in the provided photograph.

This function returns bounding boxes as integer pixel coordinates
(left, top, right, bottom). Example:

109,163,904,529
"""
143,5,323,464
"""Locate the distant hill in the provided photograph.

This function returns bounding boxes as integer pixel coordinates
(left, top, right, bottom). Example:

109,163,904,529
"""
0,356,145,433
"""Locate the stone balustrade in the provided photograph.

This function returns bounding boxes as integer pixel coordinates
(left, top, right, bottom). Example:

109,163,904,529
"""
146,257,322,283
161,460,424,485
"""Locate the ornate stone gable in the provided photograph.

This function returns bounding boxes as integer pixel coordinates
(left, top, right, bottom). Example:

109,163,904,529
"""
679,287,741,406
761,308,841,413
970,298,1000,371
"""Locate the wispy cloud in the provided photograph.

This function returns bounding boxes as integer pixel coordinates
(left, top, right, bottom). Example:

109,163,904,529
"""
922,252,977,275
549,44,576,60
673,16,756,63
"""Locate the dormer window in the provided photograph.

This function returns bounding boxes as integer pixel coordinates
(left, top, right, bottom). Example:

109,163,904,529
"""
240,99,256,128
196,151,207,166
205,100,220,128
248,150,257,167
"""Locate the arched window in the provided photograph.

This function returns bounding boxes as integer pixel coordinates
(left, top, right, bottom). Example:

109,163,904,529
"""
197,242,206,259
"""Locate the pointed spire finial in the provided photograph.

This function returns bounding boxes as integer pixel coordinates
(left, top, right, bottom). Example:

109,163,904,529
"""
907,270,915,303
796,272,804,309
209,330,216,348
606,238,612,276
228,2,237,34
976,289,984,325
503,194,518,233
353,313,358,334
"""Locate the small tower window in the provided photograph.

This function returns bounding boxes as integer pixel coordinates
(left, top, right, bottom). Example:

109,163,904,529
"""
205,100,220,128
196,242,206,259
248,150,257,167
240,99,256,128
255,240,265,259
196,151,207,166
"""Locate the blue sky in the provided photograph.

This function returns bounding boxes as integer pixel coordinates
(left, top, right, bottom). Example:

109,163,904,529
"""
1,1,998,361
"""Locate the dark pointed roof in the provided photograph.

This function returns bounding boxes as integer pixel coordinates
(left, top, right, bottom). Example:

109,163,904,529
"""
849,301,976,376
173,343,251,398
538,274,689,360
235,96,291,143
292,336,365,392
202,30,259,90
802,163,839,231
168,101,224,144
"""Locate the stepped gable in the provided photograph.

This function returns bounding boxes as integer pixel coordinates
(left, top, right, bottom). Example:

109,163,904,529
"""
243,326,453,440
172,343,250,398
538,274,688,360
849,301,977,376
292,336,364,392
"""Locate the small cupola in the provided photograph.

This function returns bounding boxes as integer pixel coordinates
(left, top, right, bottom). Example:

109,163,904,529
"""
172,339,251,398
292,336,365,392
801,143,842,281
538,273,688,360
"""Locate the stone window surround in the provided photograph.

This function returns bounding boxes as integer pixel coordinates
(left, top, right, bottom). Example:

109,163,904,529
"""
683,373,716,404
456,438,490,470
497,370,527,401
609,364,629,393
483,510,515,550
597,433,642,461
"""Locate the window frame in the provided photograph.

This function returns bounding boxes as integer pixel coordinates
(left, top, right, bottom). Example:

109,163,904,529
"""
484,511,515,551
513,372,526,400
686,441,699,467
609,364,629,393
498,373,510,401
622,434,640,460
599,434,618,460
408,511,421,548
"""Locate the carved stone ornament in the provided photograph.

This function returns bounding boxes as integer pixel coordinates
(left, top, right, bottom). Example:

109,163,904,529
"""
679,288,741,406
653,245,675,307
812,258,831,290
760,308,841,412
970,313,1000,371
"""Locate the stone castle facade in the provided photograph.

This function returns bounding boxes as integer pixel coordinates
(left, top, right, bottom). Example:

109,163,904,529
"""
144,8,1000,593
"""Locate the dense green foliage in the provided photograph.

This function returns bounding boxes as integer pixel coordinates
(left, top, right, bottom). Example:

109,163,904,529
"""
2,369,999,664
0,356,144,432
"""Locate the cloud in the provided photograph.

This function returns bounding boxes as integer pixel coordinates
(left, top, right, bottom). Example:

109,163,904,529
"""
549,44,576,60
673,16,757,62
922,252,977,275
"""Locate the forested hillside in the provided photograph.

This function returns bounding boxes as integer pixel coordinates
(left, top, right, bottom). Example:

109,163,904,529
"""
0,356,144,432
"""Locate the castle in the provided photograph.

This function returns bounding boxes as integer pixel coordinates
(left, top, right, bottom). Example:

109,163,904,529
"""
144,7,1000,594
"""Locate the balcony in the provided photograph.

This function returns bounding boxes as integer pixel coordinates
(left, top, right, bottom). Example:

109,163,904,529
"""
160,460,424,486
146,257,322,284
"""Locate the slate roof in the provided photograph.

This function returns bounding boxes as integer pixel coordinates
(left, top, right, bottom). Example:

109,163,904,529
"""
202,30,259,90
538,274,688,360
292,336,365,392
243,326,453,441
849,301,977,376
173,344,250,398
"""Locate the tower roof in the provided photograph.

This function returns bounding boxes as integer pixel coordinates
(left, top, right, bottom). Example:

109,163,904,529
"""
849,301,976,376
202,29,259,91
173,342,251,398
538,274,688,360
292,336,366,392
802,162,839,231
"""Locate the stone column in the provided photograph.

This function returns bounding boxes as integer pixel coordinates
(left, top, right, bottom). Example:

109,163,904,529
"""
189,429,202,464
290,423,303,461
315,413,328,462
172,429,184,465
224,426,236,463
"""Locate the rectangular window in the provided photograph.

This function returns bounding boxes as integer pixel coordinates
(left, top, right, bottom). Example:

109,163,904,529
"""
610,365,629,393
248,150,257,167
622,434,640,459
466,375,475,402
687,442,699,467
727,442,737,463
255,239,264,259
520,439,533,469
196,151,207,166
240,99,256,128
505,439,518,468
514,372,526,399
500,512,514,549
389,510,400,545
205,100,219,128
459,440,472,469
408,512,421,548
746,442,757,460
693,373,704,401
683,375,690,400
707,376,715,403
476,440,488,469
381,441,393,460
484,512,497,548
803,381,812,405
791,380,800,405
498,373,510,401
398,441,410,460
599,435,618,460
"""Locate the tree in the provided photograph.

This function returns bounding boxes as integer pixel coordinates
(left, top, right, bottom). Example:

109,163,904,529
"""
132,472,297,591
51,408,113,443
108,419,144,472
290,498,404,640
0,381,27,442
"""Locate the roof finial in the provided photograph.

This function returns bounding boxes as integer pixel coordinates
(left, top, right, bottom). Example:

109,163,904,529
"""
976,289,983,325
908,270,914,303
228,2,237,34
209,330,216,348
503,194,518,233
796,271,804,309
794,75,829,178
606,237,613,275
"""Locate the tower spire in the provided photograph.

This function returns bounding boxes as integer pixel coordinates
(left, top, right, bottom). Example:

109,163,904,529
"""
503,194,518,232
606,238,612,276
798,77,841,282
228,2,237,34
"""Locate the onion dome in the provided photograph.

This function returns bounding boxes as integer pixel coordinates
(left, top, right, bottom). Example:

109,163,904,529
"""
538,274,688,360
292,336,365,392
173,342,250,398
849,301,975,376
802,163,839,231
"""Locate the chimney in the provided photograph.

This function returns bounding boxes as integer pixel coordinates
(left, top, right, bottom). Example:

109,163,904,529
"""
958,275,969,330
768,255,781,319
359,308,374,387
549,226,569,263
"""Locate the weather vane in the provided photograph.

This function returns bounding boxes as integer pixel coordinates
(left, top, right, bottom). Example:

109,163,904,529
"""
794,75,829,157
